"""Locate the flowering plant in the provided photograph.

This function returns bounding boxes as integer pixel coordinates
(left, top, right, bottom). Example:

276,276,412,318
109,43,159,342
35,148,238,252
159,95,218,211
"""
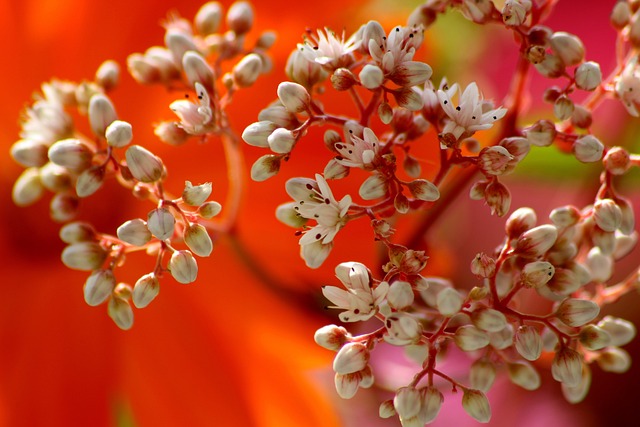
7,0,640,425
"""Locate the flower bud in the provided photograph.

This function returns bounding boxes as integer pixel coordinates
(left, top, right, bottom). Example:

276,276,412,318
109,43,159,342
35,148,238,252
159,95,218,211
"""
147,207,175,240
60,221,96,244
50,192,79,222
454,325,490,351
333,342,369,375
571,104,592,128
417,386,442,423
502,0,529,26
183,51,215,91
579,324,611,351
549,205,581,227
484,180,511,217
95,59,120,91
522,261,555,288
12,168,44,207
387,280,414,310
359,64,384,89
267,128,296,154
575,61,602,91
573,135,604,163
470,253,496,278
379,400,396,418
592,226,616,255
330,68,357,91
242,121,278,148
88,93,117,138
593,199,622,232
471,308,507,332
226,1,253,34
169,250,198,284
586,247,613,282
550,32,585,66
505,206,537,238
359,173,387,200
614,231,637,259
314,324,350,351
598,316,636,347
596,347,631,373
117,218,152,246
407,179,440,202
515,325,542,361
534,53,565,78
556,298,600,327
277,82,311,113
514,224,558,258
462,389,491,423
198,201,223,219
378,102,393,125
83,269,116,306
334,372,361,399
232,53,262,87
524,119,556,147
470,359,496,392
251,154,281,181
603,146,631,175
108,296,134,330
182,181,212,206
125,145,164,183
508,362,541,391
436,287,463,317
561,364,591,404
384,313,422,346
105,120,133,148
195,2,222,35
184,223,213,257
489,324,514,350
393,387,421,420
552,347,584,387
61,242,107,271
48,138,93,172
553,95,574,121
76,166,105,198
154,121,190,146
10,139,49,167
132,273,160,308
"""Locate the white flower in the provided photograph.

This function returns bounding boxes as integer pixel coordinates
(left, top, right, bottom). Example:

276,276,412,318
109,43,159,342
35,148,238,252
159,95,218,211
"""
437,82,507,140
298,28,360,70
615,57,640,117
20,99,73,145
286,174,351,267
335,127,380,169
169,82,214,134
322,262,389,322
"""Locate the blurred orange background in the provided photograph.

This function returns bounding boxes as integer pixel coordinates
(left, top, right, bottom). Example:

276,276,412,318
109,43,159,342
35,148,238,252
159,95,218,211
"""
0,0,639,426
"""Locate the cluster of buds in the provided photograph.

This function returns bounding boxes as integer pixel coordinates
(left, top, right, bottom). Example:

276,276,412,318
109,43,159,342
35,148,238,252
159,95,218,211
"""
10,1,271,329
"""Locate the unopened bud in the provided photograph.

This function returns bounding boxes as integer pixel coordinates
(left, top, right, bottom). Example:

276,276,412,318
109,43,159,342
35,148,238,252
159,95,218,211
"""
50,192,79,222
232,53,262,87
331,68,358,91
515,224,558,258
314,324,350,351
603,146,631,175
470,253,496,278
554,95,574,121
242,121,278,148
575,61,602,91
226,1,253,34
147,207,175,240
132,273,160,308
394,387,421,419
470,359,496,392
611,1,631,29
484,180,511,217
195,2,222,35
472,308,507,332
614,231,637,259
169,250,198,284
95,60,120,91
334,372,361,399
561,364,591,404
117,218,152,246
597,347,631,373
502,0,529,26
515,325,542,361
508,362,540,391
184,223,213,257
436,287,463,317
88,93,117,138
524,119,556,147
108,296,134,330
10,139,49,168
60,221,96,243
407,179,440,202
76,167,105,198
478,146,514,175
573,134,604,163
61,242,107,271
125,145,164,183
550,32,585,66
593,199,622,232
579,324,612,350
598,315,636,346
267,128,296,154
454,325,490,351
521,261,555,288
48,138,93,172
359,64,384,89
182,181,212,206
251,154,281,181
550,205,581,227
586,247,613,282
384,313,422,346
571,105,592,129
387,280,414,310
12,168,44,207
359,173,387,200
183,51,215,91
154,121,190,146
379,400,396,419
277,82,311,114
198,201,222,219
552,347,584,387
378,102,393,125
105,120,133,148
556,298,600,327
534,53,565,78
84,269,116,306
462,389,491,423
333,342,369,374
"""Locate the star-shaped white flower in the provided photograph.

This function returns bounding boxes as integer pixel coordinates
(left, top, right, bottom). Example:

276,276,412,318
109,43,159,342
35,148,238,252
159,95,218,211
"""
437,82,507,140
169,82,214,135
298,28,360,70
322,262,389,322
334,127,380,170
285,174,352,268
